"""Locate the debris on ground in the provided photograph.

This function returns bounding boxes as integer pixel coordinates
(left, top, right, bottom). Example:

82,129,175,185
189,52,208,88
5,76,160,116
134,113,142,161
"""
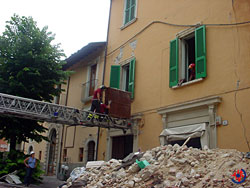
64,145,250,187
0,170,22,185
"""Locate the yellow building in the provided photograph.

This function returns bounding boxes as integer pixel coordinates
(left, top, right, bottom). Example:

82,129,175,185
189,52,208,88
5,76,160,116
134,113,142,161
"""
31,42,106,176
98,0,250,161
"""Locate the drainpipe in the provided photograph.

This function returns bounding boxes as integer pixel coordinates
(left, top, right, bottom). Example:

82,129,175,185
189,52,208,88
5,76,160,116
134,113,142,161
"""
58,77,70,177
95,0,112,161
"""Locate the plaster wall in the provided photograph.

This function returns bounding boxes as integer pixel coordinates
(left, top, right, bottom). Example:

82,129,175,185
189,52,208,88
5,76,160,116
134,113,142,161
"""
100,0,250,153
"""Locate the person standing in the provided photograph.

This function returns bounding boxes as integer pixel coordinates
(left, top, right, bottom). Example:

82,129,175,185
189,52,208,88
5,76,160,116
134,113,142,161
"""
90,85,107,113
23,151,37,187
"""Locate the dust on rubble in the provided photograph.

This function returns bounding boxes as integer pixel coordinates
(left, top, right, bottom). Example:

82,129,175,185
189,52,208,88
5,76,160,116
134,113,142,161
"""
64,144,250,188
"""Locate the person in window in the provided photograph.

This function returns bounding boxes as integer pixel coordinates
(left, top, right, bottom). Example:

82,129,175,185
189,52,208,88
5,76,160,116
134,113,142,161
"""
23,151,37,187
189,63,196,81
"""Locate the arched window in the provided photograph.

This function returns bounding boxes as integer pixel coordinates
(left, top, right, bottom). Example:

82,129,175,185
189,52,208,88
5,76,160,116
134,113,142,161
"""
28,146,33,154
87,141,95,161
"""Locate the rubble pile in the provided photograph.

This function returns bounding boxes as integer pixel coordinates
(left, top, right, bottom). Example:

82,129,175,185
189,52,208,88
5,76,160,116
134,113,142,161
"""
65,144,250,188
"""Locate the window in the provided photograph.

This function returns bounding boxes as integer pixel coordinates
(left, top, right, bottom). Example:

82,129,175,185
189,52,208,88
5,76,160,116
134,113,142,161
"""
39,151,42,160
28,146,33,154
124,0,136,25
87,141,95,161
63,149,67,162
79,147,84,162
109,58,135,98
54,85,61,104
81,63,98,103
169,25,206,87
122,64,130,91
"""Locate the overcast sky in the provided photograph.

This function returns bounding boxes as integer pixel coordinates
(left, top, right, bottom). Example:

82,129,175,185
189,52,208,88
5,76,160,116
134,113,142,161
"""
0,0,110,57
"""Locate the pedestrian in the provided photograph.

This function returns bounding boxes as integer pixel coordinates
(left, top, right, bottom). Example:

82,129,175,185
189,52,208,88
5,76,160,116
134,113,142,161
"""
23,151,37,187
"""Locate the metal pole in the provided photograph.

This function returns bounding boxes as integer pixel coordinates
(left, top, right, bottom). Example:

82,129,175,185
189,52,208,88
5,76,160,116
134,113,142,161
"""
96,0,112,161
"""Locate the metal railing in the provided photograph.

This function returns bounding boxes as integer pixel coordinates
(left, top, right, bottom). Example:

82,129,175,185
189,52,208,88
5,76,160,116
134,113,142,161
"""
0,92,132,130
81,79,98,103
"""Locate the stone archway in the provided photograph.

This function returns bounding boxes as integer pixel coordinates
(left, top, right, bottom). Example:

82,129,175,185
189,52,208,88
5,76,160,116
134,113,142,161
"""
44,123,62,176
83,137,97,164
47,128,57,175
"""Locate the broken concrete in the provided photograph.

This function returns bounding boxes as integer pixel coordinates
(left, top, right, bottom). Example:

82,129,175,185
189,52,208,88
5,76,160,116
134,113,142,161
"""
64,145,250,187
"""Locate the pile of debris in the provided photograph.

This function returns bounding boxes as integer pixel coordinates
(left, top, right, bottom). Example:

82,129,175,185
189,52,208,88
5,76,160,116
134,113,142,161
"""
64,144,250,188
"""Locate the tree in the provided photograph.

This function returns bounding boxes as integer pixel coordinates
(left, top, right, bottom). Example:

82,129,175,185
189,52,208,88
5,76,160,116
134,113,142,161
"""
0,14,70,150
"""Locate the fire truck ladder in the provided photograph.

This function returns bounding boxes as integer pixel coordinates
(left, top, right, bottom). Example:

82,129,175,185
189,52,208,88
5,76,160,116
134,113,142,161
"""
0,93,131,130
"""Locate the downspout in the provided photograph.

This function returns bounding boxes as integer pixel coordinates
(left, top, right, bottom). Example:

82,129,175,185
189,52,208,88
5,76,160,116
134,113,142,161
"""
58,77,70,177
95,0,112,161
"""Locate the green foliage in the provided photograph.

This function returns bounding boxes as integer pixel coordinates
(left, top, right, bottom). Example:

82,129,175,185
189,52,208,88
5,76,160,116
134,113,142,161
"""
0,14,70,148
0,150,44,184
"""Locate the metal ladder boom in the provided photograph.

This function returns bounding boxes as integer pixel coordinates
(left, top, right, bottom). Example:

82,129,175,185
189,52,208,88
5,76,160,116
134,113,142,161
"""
0,93,131,130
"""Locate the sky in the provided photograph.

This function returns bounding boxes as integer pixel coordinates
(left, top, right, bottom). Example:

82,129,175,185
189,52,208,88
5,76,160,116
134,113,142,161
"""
0,0,110,57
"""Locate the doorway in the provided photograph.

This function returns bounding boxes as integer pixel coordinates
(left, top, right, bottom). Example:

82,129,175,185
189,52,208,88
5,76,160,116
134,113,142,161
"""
47,129,57,175
112,135,133,160
87,141,95,161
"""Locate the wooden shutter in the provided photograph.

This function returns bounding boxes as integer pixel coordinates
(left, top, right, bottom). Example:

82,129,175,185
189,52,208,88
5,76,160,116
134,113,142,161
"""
128,58,135,99
195,25,207,78
110,65,120,89
124,0,136,24
130,0,136,21
169,38,179,87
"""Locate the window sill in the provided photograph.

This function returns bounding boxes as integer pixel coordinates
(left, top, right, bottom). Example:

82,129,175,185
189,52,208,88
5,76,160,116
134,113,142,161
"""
172,78,204,89
120,18,137,30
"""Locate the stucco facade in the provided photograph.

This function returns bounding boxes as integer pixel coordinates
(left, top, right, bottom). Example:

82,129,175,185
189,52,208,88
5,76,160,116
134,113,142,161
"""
30,42,106,176
98,0,250,160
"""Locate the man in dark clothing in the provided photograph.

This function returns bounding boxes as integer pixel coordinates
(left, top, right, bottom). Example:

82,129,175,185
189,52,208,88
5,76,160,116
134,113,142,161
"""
87,85,107,121
90,85,107,113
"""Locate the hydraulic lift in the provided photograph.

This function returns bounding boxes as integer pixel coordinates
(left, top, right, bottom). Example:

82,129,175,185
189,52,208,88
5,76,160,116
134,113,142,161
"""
0,92,132,131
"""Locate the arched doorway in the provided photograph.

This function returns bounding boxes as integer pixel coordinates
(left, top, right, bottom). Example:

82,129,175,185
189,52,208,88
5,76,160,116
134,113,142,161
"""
87,141,95,161
47,129,56,175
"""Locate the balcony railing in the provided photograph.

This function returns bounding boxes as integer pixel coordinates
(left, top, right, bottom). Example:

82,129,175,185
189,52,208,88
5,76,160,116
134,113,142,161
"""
81,79,98,103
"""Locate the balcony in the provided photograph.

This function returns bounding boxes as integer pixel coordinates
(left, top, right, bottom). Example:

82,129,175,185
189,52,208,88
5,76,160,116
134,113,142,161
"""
81,79,98,103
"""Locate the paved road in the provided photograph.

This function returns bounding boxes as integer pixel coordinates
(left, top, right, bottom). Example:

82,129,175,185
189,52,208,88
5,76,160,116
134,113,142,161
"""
0,176,66,188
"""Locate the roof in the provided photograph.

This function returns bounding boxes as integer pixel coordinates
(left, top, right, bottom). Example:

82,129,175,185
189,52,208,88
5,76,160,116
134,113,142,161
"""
64,42,106,70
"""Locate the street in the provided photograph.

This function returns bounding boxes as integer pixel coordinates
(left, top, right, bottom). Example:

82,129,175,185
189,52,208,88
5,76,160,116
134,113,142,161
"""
0,176,65,188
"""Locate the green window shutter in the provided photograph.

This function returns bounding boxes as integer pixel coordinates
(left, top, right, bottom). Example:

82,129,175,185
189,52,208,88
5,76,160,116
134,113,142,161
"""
195,25,207,79
124,0,136,24
130,0,136,21
110,65,120,89
169,38,179,87
128,58,135,99
124,0,130,24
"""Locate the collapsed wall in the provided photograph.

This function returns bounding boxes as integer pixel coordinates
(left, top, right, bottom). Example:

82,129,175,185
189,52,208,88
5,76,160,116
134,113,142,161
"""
64,144,250,188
